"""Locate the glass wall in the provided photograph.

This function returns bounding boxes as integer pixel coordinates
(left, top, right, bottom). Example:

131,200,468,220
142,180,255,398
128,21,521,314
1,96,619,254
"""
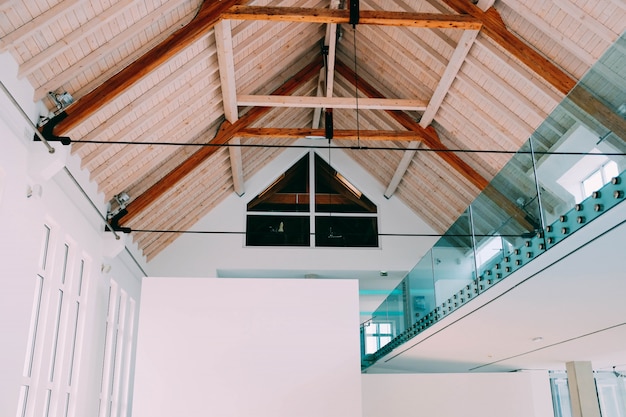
550,370,626,417
362,32,626,367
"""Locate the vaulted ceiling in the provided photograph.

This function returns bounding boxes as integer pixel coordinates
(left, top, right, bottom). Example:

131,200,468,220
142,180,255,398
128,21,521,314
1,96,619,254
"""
1,0,625,259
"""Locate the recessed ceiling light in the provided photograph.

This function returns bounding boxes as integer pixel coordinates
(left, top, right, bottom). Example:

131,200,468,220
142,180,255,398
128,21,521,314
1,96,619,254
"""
531,336,544,343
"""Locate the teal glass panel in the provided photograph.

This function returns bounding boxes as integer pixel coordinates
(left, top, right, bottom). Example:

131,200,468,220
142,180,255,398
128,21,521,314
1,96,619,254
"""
362,32,626,369
405,249,436,329
431,207,476,316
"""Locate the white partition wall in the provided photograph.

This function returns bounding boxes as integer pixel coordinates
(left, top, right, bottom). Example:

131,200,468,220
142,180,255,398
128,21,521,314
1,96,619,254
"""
133,277,362,417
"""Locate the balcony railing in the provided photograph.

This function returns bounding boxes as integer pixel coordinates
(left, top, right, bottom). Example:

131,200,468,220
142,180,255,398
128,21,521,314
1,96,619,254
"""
361,31,626,369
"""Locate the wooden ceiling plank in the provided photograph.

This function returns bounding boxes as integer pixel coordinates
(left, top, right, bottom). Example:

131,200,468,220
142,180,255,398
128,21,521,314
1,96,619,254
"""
335,58,536,231
237,95,427,110
33,1,197,101
90,81,222,181
120,55,323,225
222,6,482,30
17,0,136,78
100,94,226,200
0,0,82,51
72,42,215,156
552,0,617,44
52,0,247,136
215,19,245,196
237,128,421,141
473,38,562,105
502,1,597,65
440,0,626,141
440,0,575,94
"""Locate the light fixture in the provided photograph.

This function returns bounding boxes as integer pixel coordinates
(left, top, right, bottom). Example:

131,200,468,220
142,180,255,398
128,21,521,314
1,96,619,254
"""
48,89,74,112
531,336,544,342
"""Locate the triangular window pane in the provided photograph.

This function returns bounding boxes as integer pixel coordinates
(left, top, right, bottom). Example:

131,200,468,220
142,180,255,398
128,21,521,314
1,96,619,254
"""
314,154,376,213
247,155,309,213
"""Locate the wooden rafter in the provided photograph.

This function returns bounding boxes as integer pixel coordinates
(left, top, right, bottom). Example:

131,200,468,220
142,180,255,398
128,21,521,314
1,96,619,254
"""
221,6,482,30
120,56,324,225
215,19,245,196
237,128,422,141
313,0,340,129
335,59,536,231
53,0,247,136
384,141,421,199
440,0,626,140
383,29,478,198
237,95,427,110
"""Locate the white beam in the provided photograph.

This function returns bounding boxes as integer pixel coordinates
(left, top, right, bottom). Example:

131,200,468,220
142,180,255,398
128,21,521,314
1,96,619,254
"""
325,22,338,98
384,29,477,198
312,68,325,128
313,0,340,129
420,29,478,128
215,20,238,123
238,95,427,110
215,19,245,196
384,141,421,198
566,361,602,417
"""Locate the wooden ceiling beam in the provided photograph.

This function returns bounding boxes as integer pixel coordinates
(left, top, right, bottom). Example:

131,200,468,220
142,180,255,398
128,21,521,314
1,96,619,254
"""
221,6,482,30
237,95,427,111
120,56,324,225
384,28,478,197
256,193,354,205
440,0,626,140
335,59,537,231
215,19,245,196
237,128,422,141
384,141,421,199
0,0,83,51
52,0,247,136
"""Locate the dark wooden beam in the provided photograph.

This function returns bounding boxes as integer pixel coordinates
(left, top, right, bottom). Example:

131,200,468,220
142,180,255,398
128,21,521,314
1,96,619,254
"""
121,56,324,224
258,193,354,205
53,0,247,136
440,0,626,140
335,60,486,188
335,59,537,231
221,6,482,29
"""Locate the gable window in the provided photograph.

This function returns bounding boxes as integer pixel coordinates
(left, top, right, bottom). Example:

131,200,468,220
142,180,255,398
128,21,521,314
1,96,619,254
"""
246,152,378,247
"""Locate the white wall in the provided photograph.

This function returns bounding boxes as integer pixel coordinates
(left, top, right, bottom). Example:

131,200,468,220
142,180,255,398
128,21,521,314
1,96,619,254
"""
362,372,554,417
0,52,143,417
133,277,362,417
148,143,438,277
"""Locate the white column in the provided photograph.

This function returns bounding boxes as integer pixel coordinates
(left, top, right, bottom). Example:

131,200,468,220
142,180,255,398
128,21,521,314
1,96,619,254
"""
566,361,601,417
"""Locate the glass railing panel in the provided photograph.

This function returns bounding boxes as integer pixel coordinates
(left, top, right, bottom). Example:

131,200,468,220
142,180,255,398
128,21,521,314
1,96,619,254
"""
362,32,626,368
363,281,406,355
469,138,546,285
405,248,436,327
430,207,476,317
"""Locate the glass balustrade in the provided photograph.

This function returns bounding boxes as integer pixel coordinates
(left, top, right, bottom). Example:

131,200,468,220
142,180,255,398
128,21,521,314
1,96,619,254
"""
362,32,626,369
